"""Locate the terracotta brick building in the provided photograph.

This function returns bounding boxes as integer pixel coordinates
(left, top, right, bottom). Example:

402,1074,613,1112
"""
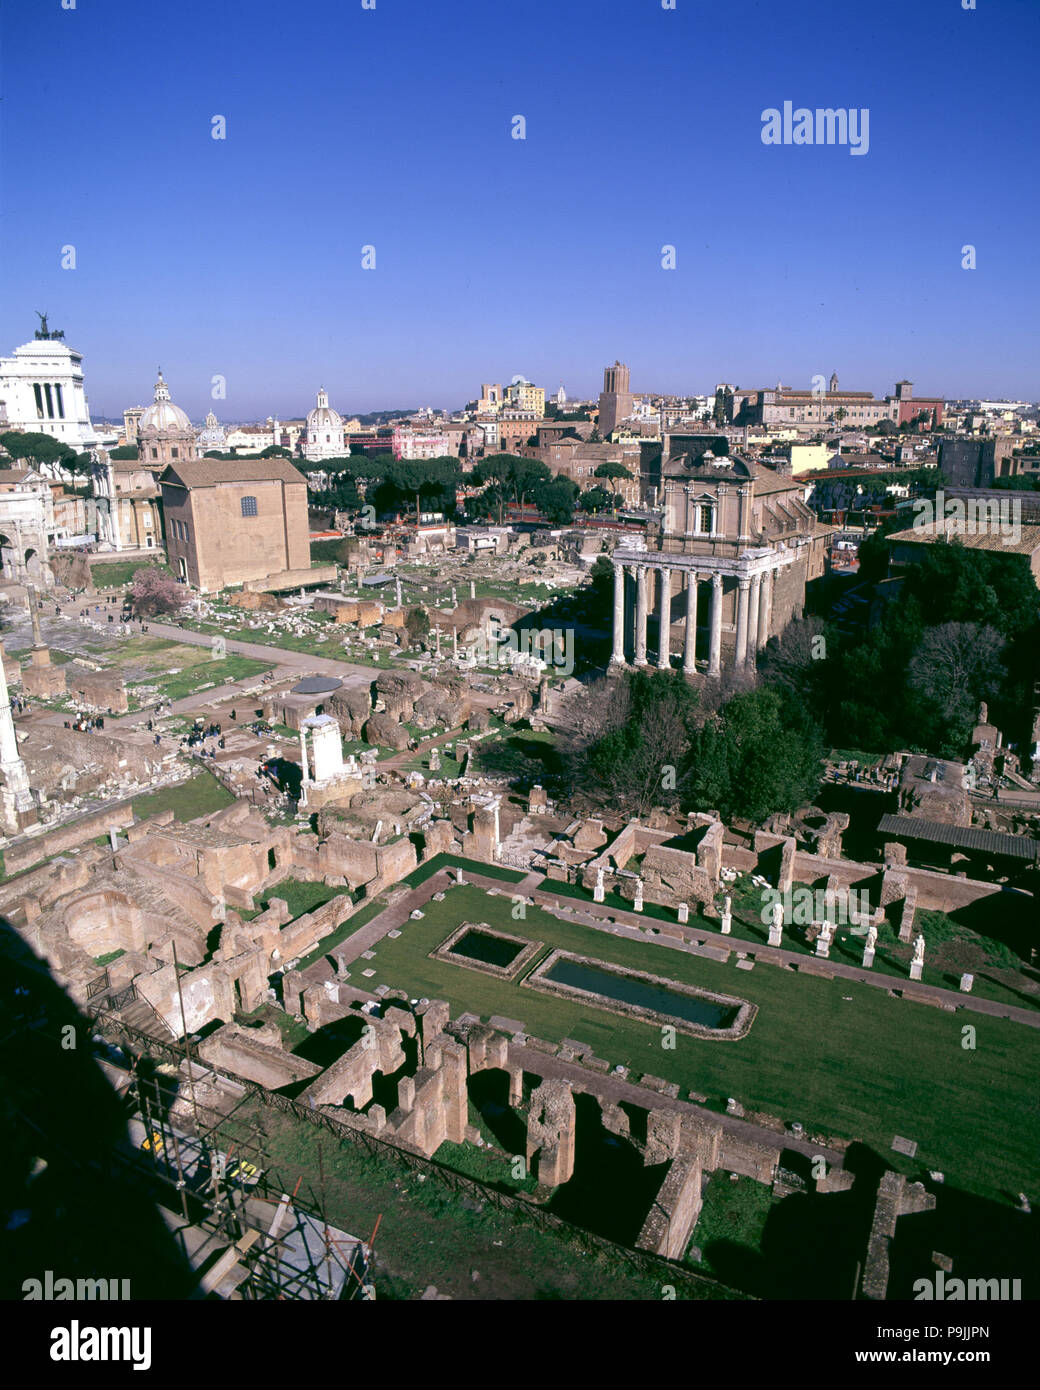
160,458,311,593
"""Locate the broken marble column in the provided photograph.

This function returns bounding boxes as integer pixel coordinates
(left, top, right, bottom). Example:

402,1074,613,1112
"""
593,867,605,903
633,878,644,913
815,921,833,958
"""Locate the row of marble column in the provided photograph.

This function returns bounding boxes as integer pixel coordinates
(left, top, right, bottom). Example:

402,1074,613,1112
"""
611,563,774,675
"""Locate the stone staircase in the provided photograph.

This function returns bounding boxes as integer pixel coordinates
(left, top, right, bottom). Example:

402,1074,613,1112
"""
90,981,179,1044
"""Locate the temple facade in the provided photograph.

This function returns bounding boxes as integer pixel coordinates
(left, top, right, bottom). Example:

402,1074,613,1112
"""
610,445,831,676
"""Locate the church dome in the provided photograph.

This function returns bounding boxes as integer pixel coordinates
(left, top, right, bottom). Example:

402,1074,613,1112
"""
306,386,343,433
197,410,226,447
139,372,193,436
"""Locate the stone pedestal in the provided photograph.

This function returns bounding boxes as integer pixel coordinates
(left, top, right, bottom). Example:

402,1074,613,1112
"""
593,869,605,904
677,902,689,924
862,947,876,969
909,960,923,982
633,879,644,913
768,923,783,948
959,973,974,993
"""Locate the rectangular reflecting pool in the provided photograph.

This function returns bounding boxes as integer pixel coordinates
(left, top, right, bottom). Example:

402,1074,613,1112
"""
431,922,544,979
525,949,756,1040
544,957,737,1029
452,928,526,969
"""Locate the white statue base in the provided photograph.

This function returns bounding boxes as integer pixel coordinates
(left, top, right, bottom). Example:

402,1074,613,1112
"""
677,903,689,924
768,925,782,948
909,961,923,982
862,947,875,969
720,914,732,935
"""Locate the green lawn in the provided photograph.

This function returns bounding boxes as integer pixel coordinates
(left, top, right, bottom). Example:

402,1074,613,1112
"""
250,1107,736,1300
356,884,1040,1201
234,1002,311,1051
93,949,126,967
720,872,1038,1014
258,877,340,921
433,1139,540,1194
401,854,528,888
138,653,272,706
91,559,167,589
683,1174,780,1277
131,770,236,822
295,896,390,971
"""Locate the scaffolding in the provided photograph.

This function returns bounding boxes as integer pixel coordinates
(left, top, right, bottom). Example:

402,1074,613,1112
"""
92,1012,377,1301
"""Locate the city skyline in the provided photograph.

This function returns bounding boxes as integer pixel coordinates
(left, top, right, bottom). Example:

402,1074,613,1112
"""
3,0,1038,416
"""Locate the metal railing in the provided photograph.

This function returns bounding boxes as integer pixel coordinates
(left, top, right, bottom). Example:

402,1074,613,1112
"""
86,970,110,1000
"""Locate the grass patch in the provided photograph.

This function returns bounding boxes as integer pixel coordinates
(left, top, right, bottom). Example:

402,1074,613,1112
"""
132,770,236,823
123,641,273,708
93,949,126,967
295,897,389,971
91,559,167,589
234,1003,311,1052
683,1174,779,1276
720,874,1038,1013
259,878,340,921
546,876,678,924
248,1106,736,1300
433,1140,540,1194
401,854,528,888
355,885,1040,1200
828,747,887,768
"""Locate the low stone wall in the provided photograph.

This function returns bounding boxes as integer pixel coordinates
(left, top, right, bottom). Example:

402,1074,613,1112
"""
718,1134,781,1184
242,564,338,592
636,1154,703,1260
3,802,136,878
279,891,357,962
198,1024,322,1091
862,1171,936,1301
66,667,129,713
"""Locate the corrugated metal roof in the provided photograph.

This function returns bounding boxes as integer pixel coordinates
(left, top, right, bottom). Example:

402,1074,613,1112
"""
877,814,1039,861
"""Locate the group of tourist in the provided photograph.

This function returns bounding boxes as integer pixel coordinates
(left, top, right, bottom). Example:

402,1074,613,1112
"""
182,719,226,757
64,714,105,733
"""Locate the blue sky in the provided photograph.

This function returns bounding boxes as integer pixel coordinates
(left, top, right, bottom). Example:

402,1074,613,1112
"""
3,0,1037,419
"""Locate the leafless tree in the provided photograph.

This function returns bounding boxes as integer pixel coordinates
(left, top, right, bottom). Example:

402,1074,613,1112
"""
907,622,1005,728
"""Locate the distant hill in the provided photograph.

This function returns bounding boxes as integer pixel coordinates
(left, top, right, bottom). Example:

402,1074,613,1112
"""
354,409,421,426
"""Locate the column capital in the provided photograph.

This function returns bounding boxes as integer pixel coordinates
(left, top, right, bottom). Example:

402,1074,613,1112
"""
738,575,751,590
711,572,723,588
